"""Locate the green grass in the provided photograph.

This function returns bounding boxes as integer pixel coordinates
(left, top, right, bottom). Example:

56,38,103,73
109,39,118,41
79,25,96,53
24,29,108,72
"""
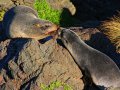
34,0,62,25
34,0,77,27
40,81,73,90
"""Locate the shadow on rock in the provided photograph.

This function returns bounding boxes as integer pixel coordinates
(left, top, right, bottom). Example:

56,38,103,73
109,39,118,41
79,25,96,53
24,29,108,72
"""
85,32,120,67
0,39,28,72
59,8,82,27
70,0,120,21
59,8,101,28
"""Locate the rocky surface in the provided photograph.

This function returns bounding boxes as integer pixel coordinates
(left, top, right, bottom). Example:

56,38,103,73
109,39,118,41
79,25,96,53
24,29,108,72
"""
0,0,35,21
0,0,34,10
0,37,84,90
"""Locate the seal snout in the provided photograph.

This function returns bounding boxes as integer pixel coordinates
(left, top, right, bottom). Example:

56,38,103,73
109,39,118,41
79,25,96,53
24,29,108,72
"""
44,24,59,35
58,29,69,39
58,29,64,39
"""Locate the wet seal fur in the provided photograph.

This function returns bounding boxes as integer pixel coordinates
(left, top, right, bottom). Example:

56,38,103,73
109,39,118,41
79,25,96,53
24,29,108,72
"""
59,29,120,90
2,5,58,40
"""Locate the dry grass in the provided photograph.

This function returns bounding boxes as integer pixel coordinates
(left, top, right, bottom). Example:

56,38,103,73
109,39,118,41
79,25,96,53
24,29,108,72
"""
100,12,120,53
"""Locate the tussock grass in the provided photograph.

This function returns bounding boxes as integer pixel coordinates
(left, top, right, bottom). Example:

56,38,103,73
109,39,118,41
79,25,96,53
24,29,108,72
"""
100,12,120,53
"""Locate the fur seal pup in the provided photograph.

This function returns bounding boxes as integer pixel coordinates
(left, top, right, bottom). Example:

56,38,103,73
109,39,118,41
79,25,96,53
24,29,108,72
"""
59,29,120,89
2,5,58,40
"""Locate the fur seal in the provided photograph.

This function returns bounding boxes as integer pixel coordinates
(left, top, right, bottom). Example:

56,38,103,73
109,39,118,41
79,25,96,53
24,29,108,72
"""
59,29,120,89
2,5,58,40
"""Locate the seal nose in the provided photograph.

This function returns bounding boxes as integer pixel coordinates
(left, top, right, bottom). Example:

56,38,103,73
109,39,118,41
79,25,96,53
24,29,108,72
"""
60,30,64,38
58,28,70,39
58,29,66,38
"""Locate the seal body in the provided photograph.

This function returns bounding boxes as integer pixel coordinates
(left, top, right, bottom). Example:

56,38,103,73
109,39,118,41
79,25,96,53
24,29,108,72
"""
60,29,120,89
2,5,58,40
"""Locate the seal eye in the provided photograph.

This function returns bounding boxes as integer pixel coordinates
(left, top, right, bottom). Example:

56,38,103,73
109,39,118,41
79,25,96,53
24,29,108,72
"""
60,30,64,38
34,23,41,27
64,39,68,44
44,25,50,28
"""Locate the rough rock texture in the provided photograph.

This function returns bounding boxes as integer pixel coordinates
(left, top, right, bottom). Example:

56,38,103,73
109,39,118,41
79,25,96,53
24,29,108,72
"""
0,0,35,21
0,37,84,90
0,0,34,18
0,0,13,10
0,0,34,10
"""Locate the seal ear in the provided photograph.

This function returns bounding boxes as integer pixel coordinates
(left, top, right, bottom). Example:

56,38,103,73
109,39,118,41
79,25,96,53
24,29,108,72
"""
64,39,68,44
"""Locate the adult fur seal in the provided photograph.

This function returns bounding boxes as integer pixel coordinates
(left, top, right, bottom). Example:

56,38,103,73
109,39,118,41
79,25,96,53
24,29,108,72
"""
59,29,120,89
2,5,58,40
